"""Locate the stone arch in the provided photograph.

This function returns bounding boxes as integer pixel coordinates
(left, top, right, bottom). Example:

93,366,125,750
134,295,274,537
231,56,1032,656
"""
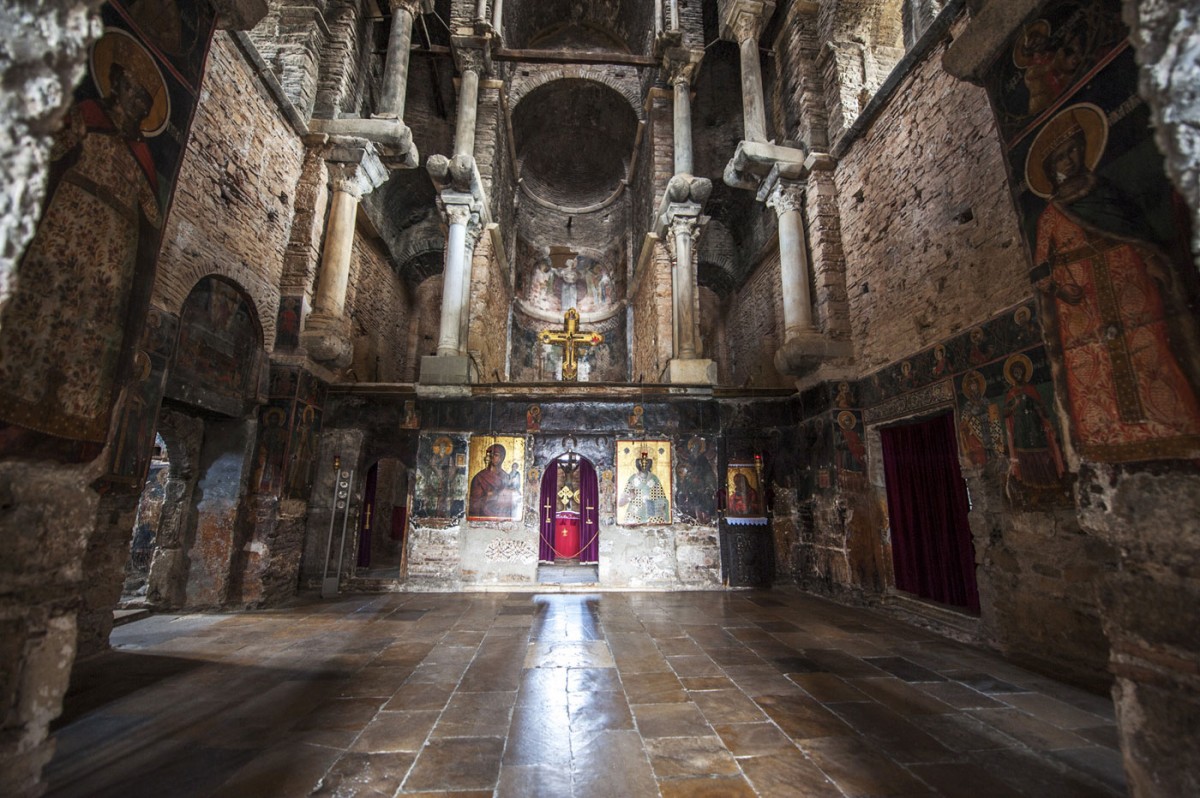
154,263,278,351
508,70,645,123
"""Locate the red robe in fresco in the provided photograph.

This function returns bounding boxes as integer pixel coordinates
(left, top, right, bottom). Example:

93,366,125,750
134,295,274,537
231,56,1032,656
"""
1035,194,1200,460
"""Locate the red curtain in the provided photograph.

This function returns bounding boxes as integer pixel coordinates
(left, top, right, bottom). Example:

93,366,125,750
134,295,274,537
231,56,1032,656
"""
880,412,979,613
538,456,600,564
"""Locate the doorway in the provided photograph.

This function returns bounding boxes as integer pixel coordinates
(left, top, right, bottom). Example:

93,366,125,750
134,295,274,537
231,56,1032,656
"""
880,412,980,613
354,457,408,579
538,453,599,582
119,435,170,606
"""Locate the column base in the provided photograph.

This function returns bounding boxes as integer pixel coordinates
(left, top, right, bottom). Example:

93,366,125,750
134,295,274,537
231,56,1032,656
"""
301,312,353,370
419,354,476,385
668,358,717,385
774,332,853,378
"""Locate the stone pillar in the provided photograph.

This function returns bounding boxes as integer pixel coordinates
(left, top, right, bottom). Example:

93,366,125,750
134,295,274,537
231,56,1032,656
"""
491,0,504,33
454,67,481,161
436,201,478,357
718,0,775,144
311,170,361,318
376,0,426,120
766,180,815,339
669,207,701,360
302,146,386,371
457,222,483,356
673,75,694,176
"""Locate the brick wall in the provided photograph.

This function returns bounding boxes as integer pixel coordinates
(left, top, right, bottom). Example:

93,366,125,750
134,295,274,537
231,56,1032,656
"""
154,33,307,348
347,231,410,381
725,252,787,388
835,28,1029,372
630,240,673,382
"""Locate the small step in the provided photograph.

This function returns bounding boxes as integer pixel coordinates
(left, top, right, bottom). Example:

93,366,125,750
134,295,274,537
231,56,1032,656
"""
113,608,150,627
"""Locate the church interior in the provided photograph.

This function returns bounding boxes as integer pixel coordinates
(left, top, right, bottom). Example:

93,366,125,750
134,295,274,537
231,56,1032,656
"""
1,0,1198,795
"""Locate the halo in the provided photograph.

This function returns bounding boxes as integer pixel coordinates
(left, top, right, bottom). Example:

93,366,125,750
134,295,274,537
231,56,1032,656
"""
837,411,857,430
90,29,170,136
1003,354,1035,386
1025,103,1108,199
961,370,986,399
1014,305,1032,326
1012,19,1052,69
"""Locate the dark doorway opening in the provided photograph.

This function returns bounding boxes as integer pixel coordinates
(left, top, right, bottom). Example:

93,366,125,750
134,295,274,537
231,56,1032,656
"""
880,412,980,614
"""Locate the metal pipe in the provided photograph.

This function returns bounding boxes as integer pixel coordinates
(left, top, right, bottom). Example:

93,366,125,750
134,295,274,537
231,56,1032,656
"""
333,469,356,589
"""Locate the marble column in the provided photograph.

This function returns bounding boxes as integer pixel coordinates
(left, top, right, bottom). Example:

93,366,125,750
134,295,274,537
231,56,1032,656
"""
312,169,363,319
302,151,385,370
376,0,424,120
669,209,701,360
673,73,694,176
437,203,478,357
490,0,504,33
766,180,814,339
454,66,481,161
735,16,768,144
457,223,483,356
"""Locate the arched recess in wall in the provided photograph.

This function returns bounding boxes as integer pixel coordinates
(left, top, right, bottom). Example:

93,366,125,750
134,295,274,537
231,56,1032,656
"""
511,78,640,209
165,275,265,415
504,0,656,55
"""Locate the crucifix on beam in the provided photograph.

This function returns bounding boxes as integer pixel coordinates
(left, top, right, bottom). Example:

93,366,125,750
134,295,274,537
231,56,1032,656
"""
539,308,603,381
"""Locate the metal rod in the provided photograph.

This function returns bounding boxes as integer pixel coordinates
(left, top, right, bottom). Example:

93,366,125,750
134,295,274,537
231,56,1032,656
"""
320,465,341,584
333,469,356,590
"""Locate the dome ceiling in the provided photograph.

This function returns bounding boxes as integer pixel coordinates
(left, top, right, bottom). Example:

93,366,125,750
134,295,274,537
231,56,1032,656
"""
512,79,639,209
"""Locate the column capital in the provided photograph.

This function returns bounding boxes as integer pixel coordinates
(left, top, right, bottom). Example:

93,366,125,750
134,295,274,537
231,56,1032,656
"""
451,38,490,76
662,47,704,87
444,202,475,227
765,179,805,216
387,0,432,13
718,0,775,42
324,141,388,198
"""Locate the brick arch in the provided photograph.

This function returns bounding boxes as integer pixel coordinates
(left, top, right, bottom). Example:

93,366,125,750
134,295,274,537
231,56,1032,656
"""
154,261,278,352
508,69,645,122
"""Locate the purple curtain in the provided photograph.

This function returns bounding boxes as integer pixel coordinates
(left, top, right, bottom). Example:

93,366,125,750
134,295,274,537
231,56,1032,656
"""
538,463,558,562
578,458,599,564
880,413,980,613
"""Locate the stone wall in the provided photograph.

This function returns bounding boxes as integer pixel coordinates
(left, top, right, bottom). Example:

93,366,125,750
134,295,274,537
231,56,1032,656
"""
154,32,308,341
630,240,673,383
347,231,410,382
466,230,511,381
834,23,1028,372
724,252,787,388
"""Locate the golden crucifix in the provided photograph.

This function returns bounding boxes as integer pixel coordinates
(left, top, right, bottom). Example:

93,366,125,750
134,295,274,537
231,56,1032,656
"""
539,308,603,381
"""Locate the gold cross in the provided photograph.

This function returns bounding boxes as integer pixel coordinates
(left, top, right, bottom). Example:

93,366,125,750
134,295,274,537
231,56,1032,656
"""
539,308,603,381
558,485,580,508
544,498,553,524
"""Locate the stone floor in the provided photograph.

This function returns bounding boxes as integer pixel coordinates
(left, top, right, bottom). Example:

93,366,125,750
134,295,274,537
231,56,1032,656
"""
45,591,1125,797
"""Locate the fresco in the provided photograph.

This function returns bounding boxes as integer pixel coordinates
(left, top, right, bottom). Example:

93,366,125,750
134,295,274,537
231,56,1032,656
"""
511,309,627,382
413,433,468,519
467,435,526,521
106,307,177,484
0,1,215,448
674,436,717,523
167,277,262,413
518,242,625,316
616,440,671,525
990,0,1200,463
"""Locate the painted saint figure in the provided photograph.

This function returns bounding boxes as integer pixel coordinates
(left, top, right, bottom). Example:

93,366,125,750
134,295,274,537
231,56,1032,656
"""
618,452,669,524
727,473,760,515
1028,103,1200,460
1001,355,1065,492
469,443,520,519
0,29,166,441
